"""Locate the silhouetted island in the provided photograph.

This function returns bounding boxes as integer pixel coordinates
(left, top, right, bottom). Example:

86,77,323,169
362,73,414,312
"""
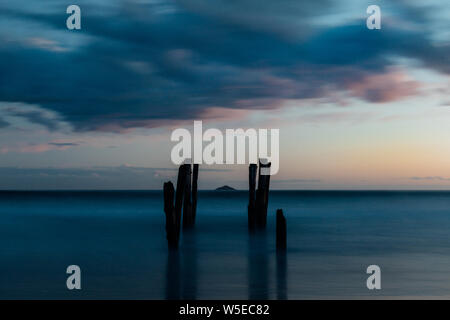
215,185,236,191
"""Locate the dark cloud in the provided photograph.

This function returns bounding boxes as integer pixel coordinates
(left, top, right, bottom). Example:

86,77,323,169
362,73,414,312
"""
9,109,61,131
1,103,63,131
0,117,10,128
0,1,448,131
48,142,79,147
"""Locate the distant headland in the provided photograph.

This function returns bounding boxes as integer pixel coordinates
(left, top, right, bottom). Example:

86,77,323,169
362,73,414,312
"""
215,185,236,191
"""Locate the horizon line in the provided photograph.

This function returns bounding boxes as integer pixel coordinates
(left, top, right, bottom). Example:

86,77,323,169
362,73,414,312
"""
2,189,450,192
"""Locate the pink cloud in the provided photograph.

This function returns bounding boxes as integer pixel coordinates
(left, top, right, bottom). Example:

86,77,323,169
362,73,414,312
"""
345,69,420,103
19,144,54,153
1,140,81,154
200,107,250,121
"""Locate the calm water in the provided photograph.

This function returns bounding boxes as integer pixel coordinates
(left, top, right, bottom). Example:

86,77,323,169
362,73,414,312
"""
1,191,450,299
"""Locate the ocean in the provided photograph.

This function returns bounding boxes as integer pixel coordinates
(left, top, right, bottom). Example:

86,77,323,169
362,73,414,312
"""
1,190,450,299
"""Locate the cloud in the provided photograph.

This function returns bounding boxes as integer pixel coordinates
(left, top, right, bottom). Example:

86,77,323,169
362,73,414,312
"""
273,179,322,184
10,109,61,131
18,144,56,153
298,111,375,124
409,176,450,181
0,102,66,131
344,69,420,103
25,37,69,52
47,142,80,147
0,140,81,154
0,1,448,132
0,116,10,128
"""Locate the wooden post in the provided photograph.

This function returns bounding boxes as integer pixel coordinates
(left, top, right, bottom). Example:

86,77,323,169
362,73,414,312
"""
255,160,271,228
174,164,187,241
165,163,199,248
163,181,177,249
191,164,199,224
183,164,193,229
262,161,271,228
248,164,257,230
276,209,287,251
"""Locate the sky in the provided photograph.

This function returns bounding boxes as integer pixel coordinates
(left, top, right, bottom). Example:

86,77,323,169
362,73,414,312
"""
0,0,449,190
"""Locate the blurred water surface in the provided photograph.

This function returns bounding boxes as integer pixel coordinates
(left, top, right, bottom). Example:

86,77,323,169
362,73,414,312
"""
1,190,450,299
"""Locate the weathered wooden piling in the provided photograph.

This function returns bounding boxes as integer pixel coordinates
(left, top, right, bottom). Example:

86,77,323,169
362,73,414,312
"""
255,160,271,228
174,164,187,241
164,163,200,247
163,181,178,249
248,163,257,230
248,161,271,230
182,163,199,229
191,164,199,224
276,209,287,251
182,164,193,229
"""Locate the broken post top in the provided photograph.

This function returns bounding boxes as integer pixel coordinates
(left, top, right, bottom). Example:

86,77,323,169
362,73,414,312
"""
258,159,271,177
259,159,271,167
